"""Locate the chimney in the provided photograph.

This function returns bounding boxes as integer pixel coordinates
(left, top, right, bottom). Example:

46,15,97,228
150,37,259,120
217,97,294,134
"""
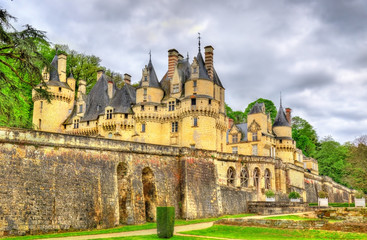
204,46,214,80
178,53,184,61
97,69,104,81
124,73,131,85
228,118,234,128
78,79,86,98
58,53,67,82
108,80,114,99
286,108,292,124
168,49,179,79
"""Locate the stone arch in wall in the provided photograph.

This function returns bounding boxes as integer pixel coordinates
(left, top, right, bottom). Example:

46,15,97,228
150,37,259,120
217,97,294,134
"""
227,167,235,186
264,168,271,190
117,162,128,224
142,167,157,222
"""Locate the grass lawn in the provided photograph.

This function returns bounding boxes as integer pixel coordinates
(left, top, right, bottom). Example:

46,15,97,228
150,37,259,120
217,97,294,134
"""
181,225,367,240
309,202,355,207
3,213,254,240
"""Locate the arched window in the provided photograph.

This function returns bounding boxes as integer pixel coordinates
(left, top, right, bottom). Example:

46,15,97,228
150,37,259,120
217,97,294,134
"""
227,167,235,186
108,132,113,138
253,168,260,189
265,169,271,190
240,167,249,187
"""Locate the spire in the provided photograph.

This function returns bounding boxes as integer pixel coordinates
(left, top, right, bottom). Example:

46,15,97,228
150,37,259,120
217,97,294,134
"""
198,32,201,52
273,95,291,127
149,49,151,62
280,91,283,108
187,52,189,60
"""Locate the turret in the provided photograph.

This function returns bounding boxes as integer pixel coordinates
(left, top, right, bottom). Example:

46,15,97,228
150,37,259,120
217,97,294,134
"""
273,103,292,138
32,53,74,132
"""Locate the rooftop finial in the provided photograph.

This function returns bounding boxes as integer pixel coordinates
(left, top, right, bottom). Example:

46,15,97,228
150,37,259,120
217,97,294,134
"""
198,32,201,52
55,46,59,55
187,52,189,60
149,50,151,61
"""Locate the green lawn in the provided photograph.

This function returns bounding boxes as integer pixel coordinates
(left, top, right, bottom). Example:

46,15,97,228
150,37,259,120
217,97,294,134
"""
181,225,367,240
309,202,355,207
3,213,254,240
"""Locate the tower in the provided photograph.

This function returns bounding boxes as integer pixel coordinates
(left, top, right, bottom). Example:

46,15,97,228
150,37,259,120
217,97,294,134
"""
32,53,75,132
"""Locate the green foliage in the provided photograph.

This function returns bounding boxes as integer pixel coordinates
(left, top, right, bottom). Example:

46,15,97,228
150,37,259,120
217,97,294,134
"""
315,136,348,185
355,190,365,199
265,190,275,198
292,116,318,157
318,191,328,198
225,104,246,124
243,98,277,123
288,191,301,199
344,135,367,193
157,207,175,238
0,7,50,128
183,225,367,240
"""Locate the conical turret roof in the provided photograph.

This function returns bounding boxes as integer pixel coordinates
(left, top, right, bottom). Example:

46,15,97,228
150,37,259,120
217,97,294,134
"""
273,104,290,127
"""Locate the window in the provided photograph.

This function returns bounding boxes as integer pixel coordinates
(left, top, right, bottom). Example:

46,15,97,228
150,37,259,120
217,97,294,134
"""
40,101,43,113
252,144,258,155
193,80,197,87
191,98,196,106
193,117,198,127
232,134,238,143
232,146,238,154
73,119,79,129
252,132,257,141
171,121,178,132
168,101,175,111
279,139,283,143
141,105,145,111
154,106,158,111
190,144,195,149
227,167,235,186
144,88,147,95
79,104,83,113
208,99,212,105
58,87,62,92
193,67,197,73
265,169,271,190
172,84,179,93
141,123,146,132
240,168,249,187
38,119,41,129
144,76,147,81
106,109,113,119
87,121,90,126
253,168,260,189
124,113,128,119
108,132,113,138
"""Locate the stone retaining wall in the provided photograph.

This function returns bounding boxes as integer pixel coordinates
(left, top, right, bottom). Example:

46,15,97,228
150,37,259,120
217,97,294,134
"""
247,201,310,215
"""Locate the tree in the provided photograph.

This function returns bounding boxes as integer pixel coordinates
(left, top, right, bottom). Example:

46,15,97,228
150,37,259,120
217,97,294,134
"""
292,116,318,157
0,7,49,128
344,135,367,192
225,104,246,124
243,98,277,123
315,136,348,185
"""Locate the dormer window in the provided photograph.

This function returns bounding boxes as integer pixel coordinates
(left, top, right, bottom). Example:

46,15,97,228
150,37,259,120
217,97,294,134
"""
168,101,175,111
79,104,83,113
144,76,147,81
252,132,258,141
232,134,238,143
193,67,197,73
73,119,79,129
106,109,113,119
172,84,179,93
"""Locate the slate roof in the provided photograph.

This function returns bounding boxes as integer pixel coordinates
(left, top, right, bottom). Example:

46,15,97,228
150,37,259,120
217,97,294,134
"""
249,102,265,115
212,67,224,88
139,59,161,88
236,123,248,141
196,51,211,80
273,105,290,127
109,83,136,114
39,54,72,90
82,74,113,122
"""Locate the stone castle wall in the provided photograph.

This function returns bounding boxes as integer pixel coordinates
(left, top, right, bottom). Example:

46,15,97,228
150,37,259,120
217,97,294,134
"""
0,127,354,236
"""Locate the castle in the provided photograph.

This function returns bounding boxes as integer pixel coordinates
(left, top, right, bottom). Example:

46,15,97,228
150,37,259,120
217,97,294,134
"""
31,43,350,202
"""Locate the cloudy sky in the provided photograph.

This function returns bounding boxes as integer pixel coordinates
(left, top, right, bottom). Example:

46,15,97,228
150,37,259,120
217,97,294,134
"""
4,0,367,144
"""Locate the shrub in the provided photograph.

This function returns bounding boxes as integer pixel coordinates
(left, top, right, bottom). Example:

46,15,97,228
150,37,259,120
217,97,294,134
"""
318,191,328,198
355,190,365,199
157,206,175,238
265,190,275,198
288,191,301,199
